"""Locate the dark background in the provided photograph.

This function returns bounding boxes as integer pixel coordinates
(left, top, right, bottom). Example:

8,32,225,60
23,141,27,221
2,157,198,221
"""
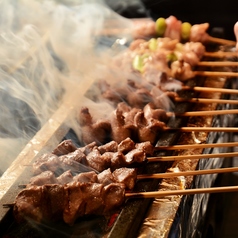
105,0,238,40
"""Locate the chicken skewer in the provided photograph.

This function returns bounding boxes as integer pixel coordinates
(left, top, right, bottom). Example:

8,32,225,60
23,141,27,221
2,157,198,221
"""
131,17,236,46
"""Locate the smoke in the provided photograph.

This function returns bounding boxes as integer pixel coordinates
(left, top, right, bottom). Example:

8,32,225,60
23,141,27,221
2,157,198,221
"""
0,0,135,176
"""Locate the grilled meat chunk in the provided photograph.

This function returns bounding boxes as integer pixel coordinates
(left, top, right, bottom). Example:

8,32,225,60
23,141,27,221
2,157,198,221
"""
52,139,78,156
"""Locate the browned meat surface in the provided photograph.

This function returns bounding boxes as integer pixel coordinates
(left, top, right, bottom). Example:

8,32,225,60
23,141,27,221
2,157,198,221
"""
124,149,147,166
13,182,126,225
143,102,169,122
134,111,165,144
73,171,98,183
57,170,74,185
97,168,114,186
29,171,58,186
78,141,97,155
112,168,137,190
103,183,125,214
85,148,110,172
118,137,135,154
79,107,112,145
52,139,78,156
110,151,127,170
111,108,136,143
81,183,105,215
59,149,86,163
135,141,154,156
14,185,44,223
32,153,60,175
98,141,118,154
63,182,85,225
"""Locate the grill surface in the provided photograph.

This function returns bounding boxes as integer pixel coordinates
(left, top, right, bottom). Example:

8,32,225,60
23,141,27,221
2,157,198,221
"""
0,44,237,238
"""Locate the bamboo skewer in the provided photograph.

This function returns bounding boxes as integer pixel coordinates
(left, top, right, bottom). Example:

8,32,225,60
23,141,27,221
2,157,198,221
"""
204,51,238,58
181,86,238,95
137,166,238,179
194,71,238,78
197,61,238,67
148,151,238,162
174,97,238,105
207,36,236,46
125,185,238,198
163,126,238,133
155,141,238,151
167,109,238,117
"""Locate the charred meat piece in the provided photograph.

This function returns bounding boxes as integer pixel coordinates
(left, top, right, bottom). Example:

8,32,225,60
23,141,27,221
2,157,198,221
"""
110,151,127,170
118,137,135,154
14,185,44,223
135,141,154,156
78,141,97,155
57,170,74,185
73,171,98,183
85,148,111,172
111,108,136,143
134,111,165,144
98,141,118,154
59,149,86,163
52,139,78,156
79,107,112,145
124,149,147,167
103,183,125,214
32,153,60,175
112,168,137,190
29,171,58,186
80,182,105,215
97,168,115,186
63,182,85,225
143,102,169,122
14,185,65,223
13,182,126,225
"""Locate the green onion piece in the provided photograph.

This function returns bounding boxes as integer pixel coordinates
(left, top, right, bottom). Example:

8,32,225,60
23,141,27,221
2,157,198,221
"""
132,55,144,73
167,53,178,62
148,38,157,51
181,22,192,40
155,18,166,37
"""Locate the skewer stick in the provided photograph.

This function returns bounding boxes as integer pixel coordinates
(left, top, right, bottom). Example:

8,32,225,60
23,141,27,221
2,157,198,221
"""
137,166,238,179
207,35,236,46
174,97,238,105
181,86,238,95
163,126,238,133
204,51,238,58
197,61,238,67
194,71,238,78
167,109,238,117
148,151,238,162
125,185,238,198
155,141,238,151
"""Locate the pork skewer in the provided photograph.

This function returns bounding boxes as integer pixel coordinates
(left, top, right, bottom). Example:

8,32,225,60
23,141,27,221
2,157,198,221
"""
6,182,238,226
